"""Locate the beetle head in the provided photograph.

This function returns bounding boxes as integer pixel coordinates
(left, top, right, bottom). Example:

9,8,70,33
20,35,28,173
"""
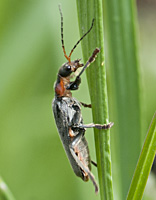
58,59,83,77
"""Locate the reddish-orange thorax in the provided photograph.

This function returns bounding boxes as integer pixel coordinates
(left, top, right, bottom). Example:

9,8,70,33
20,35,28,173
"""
55,76,72,98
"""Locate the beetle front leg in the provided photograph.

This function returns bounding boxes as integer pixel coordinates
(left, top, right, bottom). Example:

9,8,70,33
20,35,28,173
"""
66,76,81,90
67,48,100,91
74,122,114,130
69,132,98,194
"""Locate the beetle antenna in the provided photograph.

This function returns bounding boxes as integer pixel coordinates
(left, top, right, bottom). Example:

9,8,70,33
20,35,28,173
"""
59,5,71,62
68,19,95,59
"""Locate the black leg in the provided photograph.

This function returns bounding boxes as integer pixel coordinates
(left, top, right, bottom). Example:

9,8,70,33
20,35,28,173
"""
80,102,92,108
66,48,100,91
91,160,97,167
66,76,81,90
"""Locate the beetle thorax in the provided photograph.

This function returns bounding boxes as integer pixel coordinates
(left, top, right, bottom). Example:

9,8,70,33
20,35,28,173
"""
55,75,72,98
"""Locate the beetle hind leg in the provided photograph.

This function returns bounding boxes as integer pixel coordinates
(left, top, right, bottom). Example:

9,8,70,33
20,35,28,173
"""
91,160,97,167
69,132,98,193
69,146,98,194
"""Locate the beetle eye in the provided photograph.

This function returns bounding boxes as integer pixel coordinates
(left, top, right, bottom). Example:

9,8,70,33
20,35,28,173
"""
59,64,72,77
66,65,71,71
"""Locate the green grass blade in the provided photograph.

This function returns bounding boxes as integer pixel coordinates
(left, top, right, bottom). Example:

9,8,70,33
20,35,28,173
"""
127,112,156,200
0,177,16,200
76,0,114,199
102,0,142,198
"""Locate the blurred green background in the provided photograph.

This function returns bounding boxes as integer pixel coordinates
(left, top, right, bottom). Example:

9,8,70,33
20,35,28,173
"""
0,0,155,200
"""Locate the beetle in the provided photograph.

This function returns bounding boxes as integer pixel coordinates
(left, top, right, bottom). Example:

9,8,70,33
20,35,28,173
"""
52,6,114,193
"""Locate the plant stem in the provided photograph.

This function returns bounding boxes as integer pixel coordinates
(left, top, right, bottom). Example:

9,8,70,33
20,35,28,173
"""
76,0,114,199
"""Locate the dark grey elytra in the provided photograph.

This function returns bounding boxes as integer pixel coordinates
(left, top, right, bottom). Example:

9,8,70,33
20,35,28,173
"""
52,6,114,194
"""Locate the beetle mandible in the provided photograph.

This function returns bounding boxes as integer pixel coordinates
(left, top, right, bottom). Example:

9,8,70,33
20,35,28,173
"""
52,6,114,193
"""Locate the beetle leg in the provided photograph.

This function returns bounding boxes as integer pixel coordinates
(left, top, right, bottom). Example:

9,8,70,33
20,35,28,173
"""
74,122,114,130
91,160,97,167
70,131,84,148
80,102,92,108
66,76,81,90
69,134,98,194
66,48,100,91
69,127,75,138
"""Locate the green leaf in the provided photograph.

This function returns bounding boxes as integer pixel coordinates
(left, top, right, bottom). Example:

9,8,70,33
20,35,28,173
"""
127,112,156,200
76,0,114,199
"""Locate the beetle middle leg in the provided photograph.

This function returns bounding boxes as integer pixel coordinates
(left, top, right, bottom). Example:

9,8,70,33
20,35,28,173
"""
74,122,114,130
80,102,92,108
69,132,98,194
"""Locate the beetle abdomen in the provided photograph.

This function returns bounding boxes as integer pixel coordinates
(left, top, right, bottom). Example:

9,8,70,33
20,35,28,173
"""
52,96,91,180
